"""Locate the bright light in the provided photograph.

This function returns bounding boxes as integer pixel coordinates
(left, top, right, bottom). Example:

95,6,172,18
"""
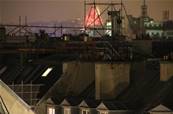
150,21,154,24
48,107,55,114
85,6,102,27
106,22,111,27
42,68,53,77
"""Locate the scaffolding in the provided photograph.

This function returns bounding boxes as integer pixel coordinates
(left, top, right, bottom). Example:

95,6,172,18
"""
8,81,44,107
84,0,130,38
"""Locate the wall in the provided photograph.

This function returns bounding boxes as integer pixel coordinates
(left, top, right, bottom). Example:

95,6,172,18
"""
62,61,95,95
0,80,35,114
160,61,173,81
95,63,130,99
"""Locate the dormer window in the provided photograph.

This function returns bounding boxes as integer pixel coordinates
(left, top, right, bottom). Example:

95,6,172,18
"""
99,111,108,114
82,109,89,114
64,107,71,114
47,107,55,114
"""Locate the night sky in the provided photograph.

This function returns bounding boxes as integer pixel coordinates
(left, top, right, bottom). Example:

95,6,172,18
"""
0,0,173,24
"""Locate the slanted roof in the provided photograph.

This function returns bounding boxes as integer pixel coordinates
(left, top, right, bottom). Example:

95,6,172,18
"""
50,97,64,105
97,101,128,111
0,80,35,114
0,97,9,114
0,55,63,106
79,81,95,99
150,104,172,112
79,99,101,108
61,97,82,106
37,68,95,106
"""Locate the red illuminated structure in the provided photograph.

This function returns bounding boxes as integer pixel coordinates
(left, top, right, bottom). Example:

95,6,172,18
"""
85,6,102,27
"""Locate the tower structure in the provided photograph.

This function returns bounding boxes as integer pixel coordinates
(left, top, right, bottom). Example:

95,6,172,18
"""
141,0,148,18
140,0,148,38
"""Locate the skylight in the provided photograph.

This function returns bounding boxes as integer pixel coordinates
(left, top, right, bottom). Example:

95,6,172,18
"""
42,67,53,77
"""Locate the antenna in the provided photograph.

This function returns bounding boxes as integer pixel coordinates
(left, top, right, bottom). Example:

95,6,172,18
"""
141,0,147,18
144,0,146,6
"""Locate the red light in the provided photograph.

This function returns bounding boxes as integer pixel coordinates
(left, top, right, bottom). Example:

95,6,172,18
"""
85,6,102,27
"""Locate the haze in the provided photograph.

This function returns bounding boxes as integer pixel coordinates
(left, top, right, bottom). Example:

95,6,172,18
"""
0,0,173,24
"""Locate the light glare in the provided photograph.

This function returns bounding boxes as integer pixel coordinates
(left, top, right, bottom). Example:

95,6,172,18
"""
42,68,53,77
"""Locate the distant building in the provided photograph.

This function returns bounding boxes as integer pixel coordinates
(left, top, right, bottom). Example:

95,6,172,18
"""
144,20,163,38
128,15,173,39
163,21,173,39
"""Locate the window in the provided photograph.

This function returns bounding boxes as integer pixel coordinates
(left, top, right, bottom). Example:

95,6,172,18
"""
99,111,108,114
82,109,89,114
42,67,53,77
64,108,71,114
47,107,55,114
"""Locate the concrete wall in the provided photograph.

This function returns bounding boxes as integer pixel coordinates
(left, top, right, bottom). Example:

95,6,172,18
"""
95,63,130,99
0,80,35,114
62,61,95,95
160,61,173,81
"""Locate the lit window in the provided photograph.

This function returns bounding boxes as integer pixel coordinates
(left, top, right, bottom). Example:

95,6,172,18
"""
47,107,55,114
106,22,112,27
64,108,71,114
99,111,108,114
82,109,89,114
42,67,53,77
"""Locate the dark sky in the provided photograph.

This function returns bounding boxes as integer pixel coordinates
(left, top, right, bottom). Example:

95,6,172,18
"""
0,0,173,24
